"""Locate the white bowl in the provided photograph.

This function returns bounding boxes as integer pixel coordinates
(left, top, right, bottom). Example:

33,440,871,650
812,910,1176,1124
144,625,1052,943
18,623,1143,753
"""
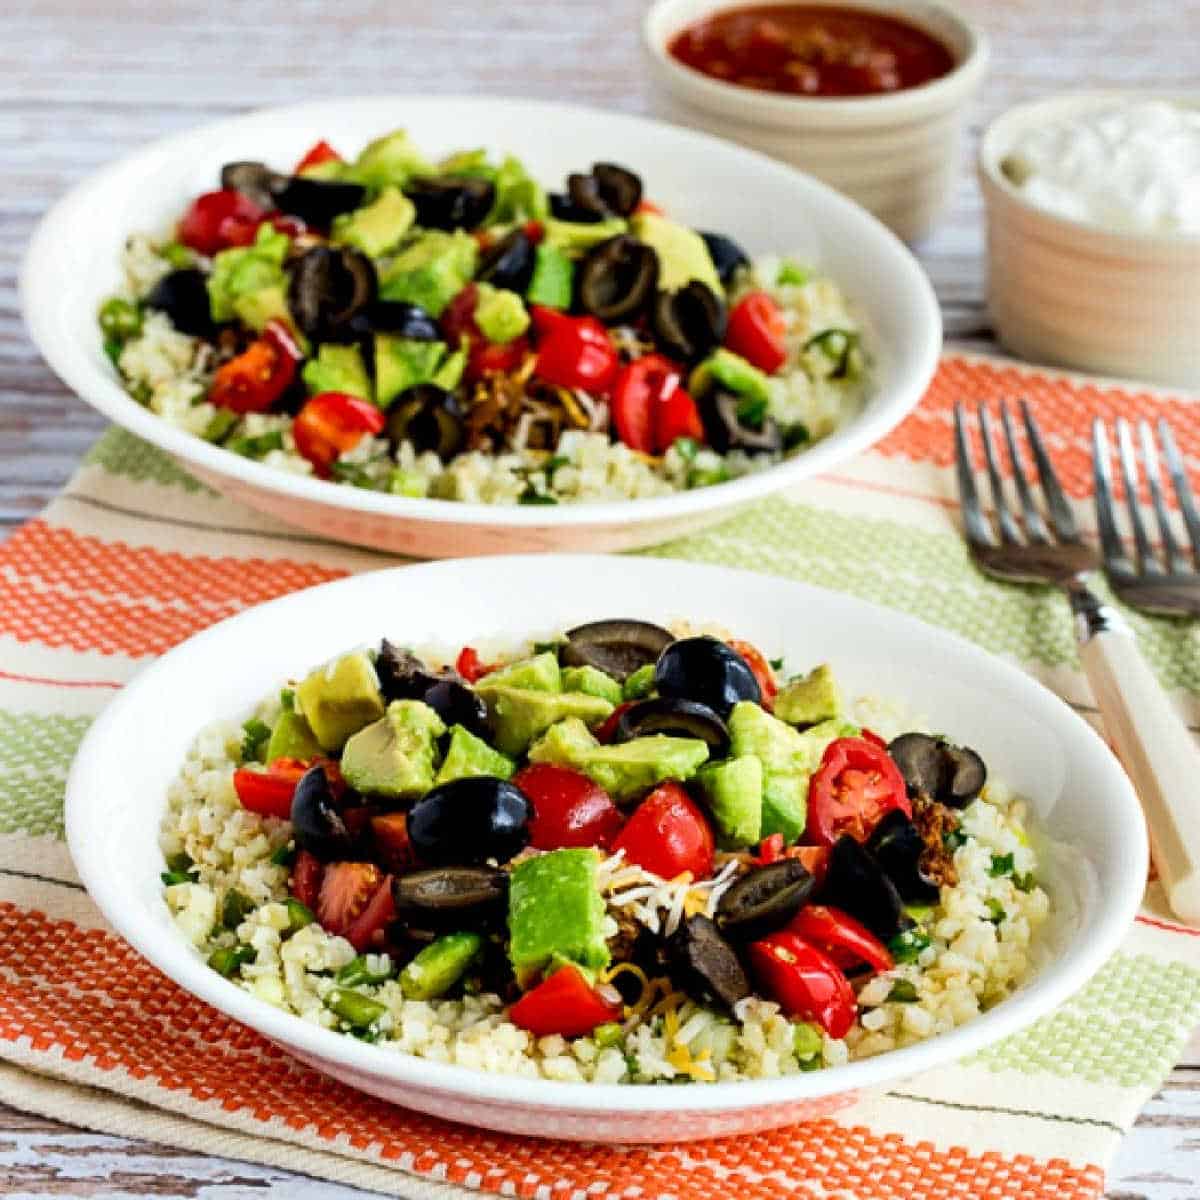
980,91,1200,388
66,555,1146,1143
643,0,989,242
21,95,940,559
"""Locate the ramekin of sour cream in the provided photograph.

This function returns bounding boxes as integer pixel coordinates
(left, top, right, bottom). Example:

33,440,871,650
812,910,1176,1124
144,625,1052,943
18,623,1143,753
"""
979,91,1200,388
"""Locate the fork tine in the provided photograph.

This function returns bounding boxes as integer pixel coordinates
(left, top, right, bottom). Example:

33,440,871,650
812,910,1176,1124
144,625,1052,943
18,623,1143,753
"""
1020,401,1079,542
1139,421,1187,573
978,404,1022,545
999,401,1050,543
1158,419,1200,568
1092,420,1134,574
953,403,994,548
1116,418,1164,575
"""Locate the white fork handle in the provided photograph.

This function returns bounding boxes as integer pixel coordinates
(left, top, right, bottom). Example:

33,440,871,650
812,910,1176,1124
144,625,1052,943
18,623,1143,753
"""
1080,624,1200,924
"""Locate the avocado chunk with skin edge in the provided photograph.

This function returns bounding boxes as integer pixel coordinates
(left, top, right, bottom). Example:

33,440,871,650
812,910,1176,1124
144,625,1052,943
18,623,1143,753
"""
775,664,842,727
477,651,562,693
265,710,321,763
435,724,515,786
561,665,623,705
697,755,763,848
295,651,386,752
629,212,721,294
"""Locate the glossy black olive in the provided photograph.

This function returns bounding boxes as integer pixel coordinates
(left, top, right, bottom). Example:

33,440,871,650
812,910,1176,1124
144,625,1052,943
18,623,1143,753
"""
477,229,536,293
615,697,729,755
392,867,509,932
865,809,941,904
698,390,783,456
406,777,531,865
272,175,367,227
654,636,760,718
942,744,987,807
144,268,216,337
376,640,445,700
577,236,659,324
699,231,751,285
287,245,376,343
548,191,604,224
888,733,987,809
821,835,912,942
592,162,643,217
651,282,727,362
404,175,495,230
219,161,283,209
422,678,491,741
290,766,354,861
385,383,466,460
667,914,750,1010
716,860,814,941
350,300,441,342
561,618,675,683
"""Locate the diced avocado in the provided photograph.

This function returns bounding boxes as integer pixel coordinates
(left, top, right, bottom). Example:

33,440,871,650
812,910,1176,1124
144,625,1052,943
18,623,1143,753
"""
760,772,808,844
232,284,298,338
400,931,482,1000
543,216,628,255
728,702,813,774
775,664,843,727
265,710,321,763
561,665,622,705
435,724,515,785
302,343,372,401
340,700,445,799
378,230,478,317
485,154,549,225
622,663,657,701
527,718,710,804
477,651,561,693
689,348,771,406
697,756,763,849
525,243,574,309
507,848,609,988
374,335,449,408
332,186,415,258
298,157,349,181
478,686,613,757
295,651,386,752
206,224,290,323
432,343,467,390
629,212,721,294
438,147,490,176
795,717,860,765
349,128,432,189
474,284,530,344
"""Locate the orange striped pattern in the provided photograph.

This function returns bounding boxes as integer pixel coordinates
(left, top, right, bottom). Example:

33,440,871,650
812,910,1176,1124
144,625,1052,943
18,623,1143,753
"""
0,904,1104,1200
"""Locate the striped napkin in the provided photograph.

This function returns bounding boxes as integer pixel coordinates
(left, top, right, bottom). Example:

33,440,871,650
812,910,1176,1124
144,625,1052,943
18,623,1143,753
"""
3,350,1200,1200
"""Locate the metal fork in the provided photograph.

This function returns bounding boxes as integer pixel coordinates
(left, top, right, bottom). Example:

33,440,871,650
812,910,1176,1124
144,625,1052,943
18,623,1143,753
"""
955,400,1200,925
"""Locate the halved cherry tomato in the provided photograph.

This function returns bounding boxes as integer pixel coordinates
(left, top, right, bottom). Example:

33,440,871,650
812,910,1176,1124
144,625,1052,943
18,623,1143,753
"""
292,391,386,475
755,832,785,864
316,861,384,936
343,873,396,952
655,387,704,451
747,930,856,1037
514,764,624,851
859,728,887,750
612,782,714,881
611,353,681,453
209,321,303,414
727,640,777,710
530,306,619,395
295,140,342,173
753,836,830,883
290,849,323,909
595,701,635,745
232,756,311,819
178,189,266,257
808,736,910,847
788,904,893,973
370,812,416,873
634,199,665,216
725,291,788,374
509,965,622,1037
455,647,493,683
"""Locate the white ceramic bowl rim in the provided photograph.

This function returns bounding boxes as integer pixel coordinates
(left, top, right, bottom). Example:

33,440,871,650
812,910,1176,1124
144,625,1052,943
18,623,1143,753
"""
643,0,990,124
66,555,1147,1118
979,89,1200,252
20,94,941,533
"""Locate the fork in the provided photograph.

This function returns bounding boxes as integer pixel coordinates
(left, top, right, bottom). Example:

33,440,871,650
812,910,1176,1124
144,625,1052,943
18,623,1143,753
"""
955,400,1200,924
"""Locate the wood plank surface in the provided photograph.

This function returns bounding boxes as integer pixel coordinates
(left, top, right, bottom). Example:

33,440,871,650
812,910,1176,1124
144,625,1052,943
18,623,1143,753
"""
2,0,1199,1195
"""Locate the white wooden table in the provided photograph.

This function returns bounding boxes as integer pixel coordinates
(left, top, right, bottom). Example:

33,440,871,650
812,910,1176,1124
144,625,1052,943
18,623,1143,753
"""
2,1,1198,1195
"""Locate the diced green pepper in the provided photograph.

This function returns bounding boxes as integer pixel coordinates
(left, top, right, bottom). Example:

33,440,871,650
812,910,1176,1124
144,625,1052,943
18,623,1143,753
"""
209,944,256,977
526,243,574,308
325,987,389,1028
399,932,482,1000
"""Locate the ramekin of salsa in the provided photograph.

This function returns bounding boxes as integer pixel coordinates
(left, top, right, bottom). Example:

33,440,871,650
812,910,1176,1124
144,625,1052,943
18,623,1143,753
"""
643,0,988,241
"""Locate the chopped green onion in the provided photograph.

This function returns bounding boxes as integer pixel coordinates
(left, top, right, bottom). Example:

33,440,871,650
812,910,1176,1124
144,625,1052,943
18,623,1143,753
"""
688,464,731,489
160,241,195,269
768,656,785,672
240,718,272,763
943,827,968,852
1014,872,1036,893
336,954,396,987
988,853,1015,877
221,889,254,931
103,337,124,367
160,869,195,887
269,842,295,867
202,408,239,443
165,851,194,875
285,898,315,934
776,260,811,286
518,487,558,506
792,1021,823,1063
543,455,570,474
208,944,256,978
98,296,142,340
227,431,285,459
672,437,700,463
782,423,811,451
331,460,382,490
887,980,919,1003
888,927,931,964
325,987,388,1029
985,899,1006,924
593,1022,623,1049
803,328,858,378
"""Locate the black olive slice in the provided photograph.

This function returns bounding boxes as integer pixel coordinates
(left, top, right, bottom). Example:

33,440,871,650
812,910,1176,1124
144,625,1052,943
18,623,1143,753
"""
668,914,750,1010
406,777,531,865
392,867,509,930
352,301,441,342
273,176,367,227
548,191,604,224
404,175,495,230
592,162,643,217
943,745,987,807
287,245,376,343
654,636,760,718
716,860,814,941
699,231,751,285
385,383,465,460
566,172,610,221
477,229,536,293
290,766,354,861
864,809,940,904
219,161,284,210
651,282,727,362
820,835,912,942
144,268,216,337
577,235,659,325
887,733,987,809
698,391,783,456
615,697,729,755
376,640,445,701
422,678,491,741
560,619,675,683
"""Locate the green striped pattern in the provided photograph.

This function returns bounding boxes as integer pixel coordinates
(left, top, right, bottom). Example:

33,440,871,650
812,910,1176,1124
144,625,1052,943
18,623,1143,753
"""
0,710,93,838
84,427,212,494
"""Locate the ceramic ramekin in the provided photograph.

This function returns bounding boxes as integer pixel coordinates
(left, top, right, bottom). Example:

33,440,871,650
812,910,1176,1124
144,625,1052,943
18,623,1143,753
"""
643,0,989,243
979,91,1200,389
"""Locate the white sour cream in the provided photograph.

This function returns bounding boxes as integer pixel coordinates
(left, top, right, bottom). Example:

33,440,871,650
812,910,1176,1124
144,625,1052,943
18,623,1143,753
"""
1001,100,1200,235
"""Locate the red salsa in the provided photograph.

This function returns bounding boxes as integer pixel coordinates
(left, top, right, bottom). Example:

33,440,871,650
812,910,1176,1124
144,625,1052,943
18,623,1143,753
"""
667,5,955,97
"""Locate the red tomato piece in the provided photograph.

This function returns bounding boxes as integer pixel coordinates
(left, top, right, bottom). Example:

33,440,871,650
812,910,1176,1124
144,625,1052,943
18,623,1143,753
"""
531,306,619,395
232,756,310,819
654,387,704,452
787,844,831,886
455,647,493,683
522,219,545,244
611,353,682,453
634,199,665,216
747,930,857,1037
316,862,384,936
290,849,323,909
612,782,714,881
727,639,778,710
859,728,887,750
595,701,635,745
508,966,622,1038
292,391,386,476
788,904,894,973
725,291,788,374
266,212,308,238
209,321,302,415
342,873,397,952
808,736,911,847
440,283,530,381
178,189,266,256
513,764,624,851
294,139,342,173
370,812,417,873
755,832,785,864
